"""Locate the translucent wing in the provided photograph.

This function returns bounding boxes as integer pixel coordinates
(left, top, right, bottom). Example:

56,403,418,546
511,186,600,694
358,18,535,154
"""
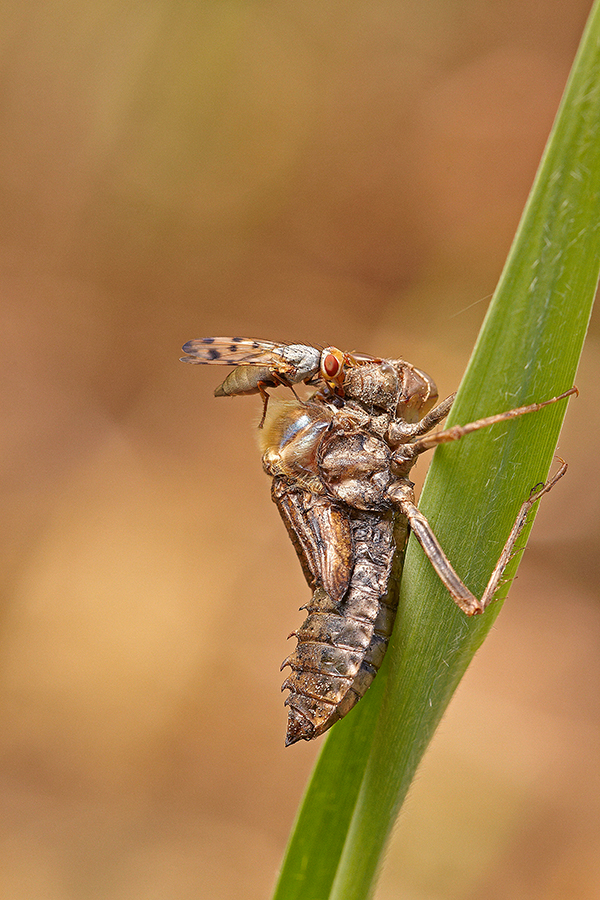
180,337,284,366
180,336,323,379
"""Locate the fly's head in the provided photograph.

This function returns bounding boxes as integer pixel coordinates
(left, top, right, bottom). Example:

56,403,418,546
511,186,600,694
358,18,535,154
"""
306,347,363,403
317,347,346,390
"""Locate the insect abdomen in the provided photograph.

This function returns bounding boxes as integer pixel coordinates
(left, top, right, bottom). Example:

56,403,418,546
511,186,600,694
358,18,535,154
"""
214,365,274,397
282,510,405,745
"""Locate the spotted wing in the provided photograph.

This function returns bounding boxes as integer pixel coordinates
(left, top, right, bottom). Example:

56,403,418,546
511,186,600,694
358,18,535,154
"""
181,335,321,374
180,337,283,365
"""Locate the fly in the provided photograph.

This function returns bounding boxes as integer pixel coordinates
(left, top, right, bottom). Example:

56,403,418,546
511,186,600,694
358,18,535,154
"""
180,336,376,425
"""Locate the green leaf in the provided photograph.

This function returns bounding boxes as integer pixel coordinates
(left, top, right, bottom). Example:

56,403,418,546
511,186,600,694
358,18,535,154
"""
272,4,600,898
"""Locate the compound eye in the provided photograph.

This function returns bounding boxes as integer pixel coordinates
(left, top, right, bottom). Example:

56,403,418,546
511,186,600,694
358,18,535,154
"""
321,347,344,380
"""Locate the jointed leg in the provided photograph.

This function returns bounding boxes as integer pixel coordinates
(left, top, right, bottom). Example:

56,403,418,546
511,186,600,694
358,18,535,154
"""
257,376,303,428
408,388,577,455
390,461,568,615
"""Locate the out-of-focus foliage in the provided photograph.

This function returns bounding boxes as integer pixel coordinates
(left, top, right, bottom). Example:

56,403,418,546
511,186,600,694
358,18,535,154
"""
0,3,598,899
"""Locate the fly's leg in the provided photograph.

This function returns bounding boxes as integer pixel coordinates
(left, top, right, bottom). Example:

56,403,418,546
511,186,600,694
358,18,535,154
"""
389,460,568,615
257,383,272,428
257,375,302,427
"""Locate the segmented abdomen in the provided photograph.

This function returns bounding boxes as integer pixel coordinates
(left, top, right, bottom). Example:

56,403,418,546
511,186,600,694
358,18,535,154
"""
281,509,408,745
214,365,275,397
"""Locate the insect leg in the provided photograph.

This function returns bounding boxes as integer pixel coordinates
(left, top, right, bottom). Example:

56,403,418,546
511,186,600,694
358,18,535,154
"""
257,383,272,428
411,393,455,435
388,393,456,445
257,375,304,427
389,460,568,615
407,388,577,455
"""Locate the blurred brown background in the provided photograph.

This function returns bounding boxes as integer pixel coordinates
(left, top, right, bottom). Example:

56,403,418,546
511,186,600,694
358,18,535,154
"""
1,2,599,898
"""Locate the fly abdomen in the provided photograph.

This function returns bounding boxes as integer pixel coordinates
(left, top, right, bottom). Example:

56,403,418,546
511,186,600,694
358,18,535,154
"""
282,510,401,745
214,365,275,397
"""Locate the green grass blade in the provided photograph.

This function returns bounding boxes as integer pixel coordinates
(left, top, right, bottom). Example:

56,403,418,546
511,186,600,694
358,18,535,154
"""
273,3,600,898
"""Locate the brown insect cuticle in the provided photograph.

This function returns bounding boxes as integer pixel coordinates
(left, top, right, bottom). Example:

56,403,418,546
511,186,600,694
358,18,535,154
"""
180,337,576,744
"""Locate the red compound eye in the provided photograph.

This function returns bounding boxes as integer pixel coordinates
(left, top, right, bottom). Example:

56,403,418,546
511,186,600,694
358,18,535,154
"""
324,354,340,376
322,348,344,379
